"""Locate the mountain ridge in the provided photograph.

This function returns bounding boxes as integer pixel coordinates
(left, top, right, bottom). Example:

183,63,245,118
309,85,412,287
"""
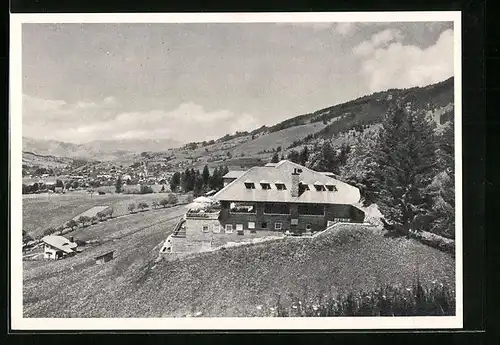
22,77,454,170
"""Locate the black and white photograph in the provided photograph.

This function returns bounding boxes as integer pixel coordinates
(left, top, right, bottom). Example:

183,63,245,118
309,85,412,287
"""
10,12,462,330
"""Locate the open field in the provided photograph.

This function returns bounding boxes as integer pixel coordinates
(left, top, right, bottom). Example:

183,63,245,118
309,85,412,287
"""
22,191,186,239
23,223,454,318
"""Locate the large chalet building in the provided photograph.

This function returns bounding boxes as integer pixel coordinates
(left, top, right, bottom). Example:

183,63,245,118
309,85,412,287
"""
214,160,365,234
161,160,366,256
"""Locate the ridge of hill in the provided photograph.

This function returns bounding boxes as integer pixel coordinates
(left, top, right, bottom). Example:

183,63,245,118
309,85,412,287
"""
135,77,454,171
22,77,454,172
22,137,181,162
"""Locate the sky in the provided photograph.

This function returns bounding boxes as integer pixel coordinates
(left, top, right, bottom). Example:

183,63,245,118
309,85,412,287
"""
22,21,454,144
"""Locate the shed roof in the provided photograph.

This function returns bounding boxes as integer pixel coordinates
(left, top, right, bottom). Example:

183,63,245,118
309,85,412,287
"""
214,160,360,205
42,235,77,253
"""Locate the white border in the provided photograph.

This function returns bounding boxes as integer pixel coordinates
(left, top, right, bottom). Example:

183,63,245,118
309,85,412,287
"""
10,11,462,331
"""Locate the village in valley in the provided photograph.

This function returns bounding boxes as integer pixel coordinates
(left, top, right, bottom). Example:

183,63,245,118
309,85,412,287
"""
20,21,458,319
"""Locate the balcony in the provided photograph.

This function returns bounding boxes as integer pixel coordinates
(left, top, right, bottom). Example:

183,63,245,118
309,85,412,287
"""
185,210,220,220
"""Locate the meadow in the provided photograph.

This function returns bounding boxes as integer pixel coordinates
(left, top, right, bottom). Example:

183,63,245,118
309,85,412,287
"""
22,191,185,239
23,222,455,318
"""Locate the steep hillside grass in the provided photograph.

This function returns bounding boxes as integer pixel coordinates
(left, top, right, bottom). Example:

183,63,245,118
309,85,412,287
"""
23,224,454,318
231,122,327,156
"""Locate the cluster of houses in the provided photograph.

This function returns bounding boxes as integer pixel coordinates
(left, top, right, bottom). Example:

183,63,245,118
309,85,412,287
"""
22,160,176,194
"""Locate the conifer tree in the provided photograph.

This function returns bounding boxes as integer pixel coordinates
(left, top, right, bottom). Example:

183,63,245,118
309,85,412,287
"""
202,165,210,187
340,130,380,205
209,166,219,190
376,103,437,235
299,146,309,166
287,150,300,164
271,153,280,163
427,121,455,238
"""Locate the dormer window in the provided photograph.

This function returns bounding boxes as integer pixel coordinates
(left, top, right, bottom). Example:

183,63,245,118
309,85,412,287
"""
260,183,271,190
275,181,287,190
299,182,310,193
260,180,271,190
325,184,338,192
314,182,326,191
244,182,255,189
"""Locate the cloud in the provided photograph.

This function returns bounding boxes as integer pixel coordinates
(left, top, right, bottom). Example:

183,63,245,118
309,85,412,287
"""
355,29,454,92
353,28,403,56
23,95,259,144
334,23,356,36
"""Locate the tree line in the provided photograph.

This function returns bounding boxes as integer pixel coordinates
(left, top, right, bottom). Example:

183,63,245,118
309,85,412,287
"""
270,100,455,239
338,102,455,239
169,165,229,196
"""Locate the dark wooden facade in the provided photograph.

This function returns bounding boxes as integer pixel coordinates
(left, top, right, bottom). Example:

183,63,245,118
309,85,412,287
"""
218,201,365,234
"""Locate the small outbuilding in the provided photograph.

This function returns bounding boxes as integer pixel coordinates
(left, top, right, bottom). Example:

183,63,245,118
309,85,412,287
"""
94,251,114,264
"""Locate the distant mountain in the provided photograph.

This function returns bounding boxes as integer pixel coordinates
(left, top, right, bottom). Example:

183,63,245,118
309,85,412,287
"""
22,137,181,161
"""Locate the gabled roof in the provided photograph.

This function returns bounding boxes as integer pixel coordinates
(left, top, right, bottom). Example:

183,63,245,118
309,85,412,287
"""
42,235,77,253
213,160,361,205
223,171,246,179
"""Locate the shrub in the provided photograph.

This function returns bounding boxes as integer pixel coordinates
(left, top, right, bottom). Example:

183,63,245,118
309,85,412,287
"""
410,231,455,255
42,227,56,237
78,216,90,227
66,219,78,230
159,198,169,208
140,185,154,194
137,202,149,211
22,230,34,243
167,193,178,205
128,203,136,213
271,280,455,317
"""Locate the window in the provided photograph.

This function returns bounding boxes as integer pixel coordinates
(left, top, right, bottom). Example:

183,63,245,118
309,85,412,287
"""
225,224,233,233
299,183,310,193
298,204,325,216
275,183,287,190
326,184,338,191
314,184,326,191
202,225,210,233
244,182,255,189
260,183,271,190
274,222,282,230
264,203,290,215
261,222,268,229
248,222,255,229
334,217,351,223
236,224,243,231
306,224,312,231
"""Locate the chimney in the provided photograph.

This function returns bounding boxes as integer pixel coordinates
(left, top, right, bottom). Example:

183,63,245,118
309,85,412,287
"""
291,168,300,197
69,236,74,243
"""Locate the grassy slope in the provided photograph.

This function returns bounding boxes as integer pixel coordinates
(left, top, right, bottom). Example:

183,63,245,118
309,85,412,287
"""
22,192,185,239
23,224,455,318
231,122,326,156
